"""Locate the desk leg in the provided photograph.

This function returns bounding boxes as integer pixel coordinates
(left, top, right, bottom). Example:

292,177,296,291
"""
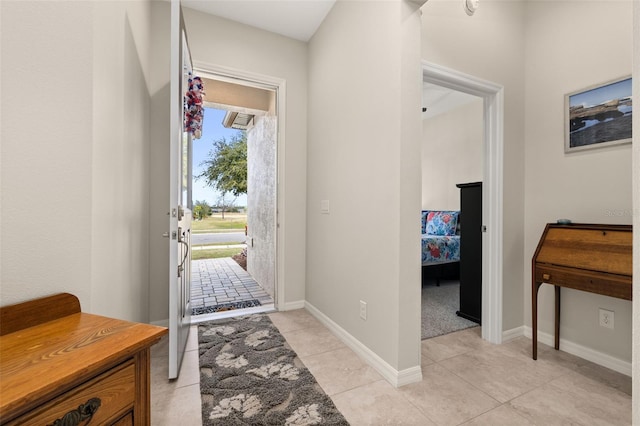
554,285,561,351
532,281,541,360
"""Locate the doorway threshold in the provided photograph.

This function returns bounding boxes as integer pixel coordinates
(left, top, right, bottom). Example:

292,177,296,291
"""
190,303,276,324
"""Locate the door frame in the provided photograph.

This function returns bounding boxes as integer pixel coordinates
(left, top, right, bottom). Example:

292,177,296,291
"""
192,61,285,311
168,0,193,379
422,61,504,343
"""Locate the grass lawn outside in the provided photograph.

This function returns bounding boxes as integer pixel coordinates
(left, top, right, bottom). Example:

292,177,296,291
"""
192,213,247,233
192,247,244,260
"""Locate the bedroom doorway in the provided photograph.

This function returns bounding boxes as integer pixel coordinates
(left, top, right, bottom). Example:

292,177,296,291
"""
422,61,504,344
420,89,483,340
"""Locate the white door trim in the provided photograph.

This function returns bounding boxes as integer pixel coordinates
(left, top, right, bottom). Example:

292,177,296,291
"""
192,61,286,311
168,0,193,379
422,61,504,344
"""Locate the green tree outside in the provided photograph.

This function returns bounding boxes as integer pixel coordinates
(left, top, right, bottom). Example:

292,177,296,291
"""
197,132,247,204
193,200,212,220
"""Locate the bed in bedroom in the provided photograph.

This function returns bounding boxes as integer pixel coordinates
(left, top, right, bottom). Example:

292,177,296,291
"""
421,210,461,284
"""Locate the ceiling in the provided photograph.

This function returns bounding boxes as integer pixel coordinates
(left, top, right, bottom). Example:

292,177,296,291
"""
181,0,336,42
181,1,477,119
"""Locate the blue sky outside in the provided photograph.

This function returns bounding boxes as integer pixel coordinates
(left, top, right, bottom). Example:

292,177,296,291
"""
192,107,248,207
569,78,632,108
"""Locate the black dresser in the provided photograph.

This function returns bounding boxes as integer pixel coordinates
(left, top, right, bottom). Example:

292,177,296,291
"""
456,182,482,324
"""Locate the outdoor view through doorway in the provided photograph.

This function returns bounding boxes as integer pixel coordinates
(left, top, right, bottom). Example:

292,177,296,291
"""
190,103,276,319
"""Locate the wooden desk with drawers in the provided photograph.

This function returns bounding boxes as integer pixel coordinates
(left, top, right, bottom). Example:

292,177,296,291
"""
0,293,167,425
531,223,632,360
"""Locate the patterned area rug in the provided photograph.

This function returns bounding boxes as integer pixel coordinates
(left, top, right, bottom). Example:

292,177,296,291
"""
422,281,478,339
198,314,350,425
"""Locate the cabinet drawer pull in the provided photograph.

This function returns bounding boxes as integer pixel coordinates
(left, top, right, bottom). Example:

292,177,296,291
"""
49,397,101,426
542,273,551,281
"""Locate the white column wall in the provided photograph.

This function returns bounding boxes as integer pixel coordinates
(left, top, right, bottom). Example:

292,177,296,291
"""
307,0,423,372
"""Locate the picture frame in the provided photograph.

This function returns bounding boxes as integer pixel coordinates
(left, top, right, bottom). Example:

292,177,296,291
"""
565,76,632,153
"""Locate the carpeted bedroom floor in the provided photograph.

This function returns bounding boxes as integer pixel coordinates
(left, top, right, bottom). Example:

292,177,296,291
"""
421,280,478,339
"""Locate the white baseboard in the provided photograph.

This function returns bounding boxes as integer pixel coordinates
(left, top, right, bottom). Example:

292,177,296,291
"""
304,302,423,388
280,300,306,311
524,326,631,377
502,326,525,342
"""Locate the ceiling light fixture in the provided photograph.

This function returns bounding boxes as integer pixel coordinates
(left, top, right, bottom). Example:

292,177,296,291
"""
464,0,479,16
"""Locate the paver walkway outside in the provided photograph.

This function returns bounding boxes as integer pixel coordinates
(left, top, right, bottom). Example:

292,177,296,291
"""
191,257,273,312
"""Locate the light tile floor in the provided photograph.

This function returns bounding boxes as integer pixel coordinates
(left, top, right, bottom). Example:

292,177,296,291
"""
150,309,632,425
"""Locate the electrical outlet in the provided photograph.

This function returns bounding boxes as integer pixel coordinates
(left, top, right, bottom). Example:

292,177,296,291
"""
359,300,367,320
599,308,614,329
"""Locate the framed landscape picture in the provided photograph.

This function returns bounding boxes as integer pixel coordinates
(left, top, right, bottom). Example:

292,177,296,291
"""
565,76,632,153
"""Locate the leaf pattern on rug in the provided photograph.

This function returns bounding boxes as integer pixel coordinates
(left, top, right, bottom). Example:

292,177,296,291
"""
203,325,235,336
247,361,300,380
215,352,248,368
198,314,350,426
208,394,262,419
244,328,270,347
285,403,322,425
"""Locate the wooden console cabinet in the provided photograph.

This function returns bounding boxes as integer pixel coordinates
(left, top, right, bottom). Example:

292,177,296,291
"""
0,293,167,425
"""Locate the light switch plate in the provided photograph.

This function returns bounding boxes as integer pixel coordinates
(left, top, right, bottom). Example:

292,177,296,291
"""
321,200,330,214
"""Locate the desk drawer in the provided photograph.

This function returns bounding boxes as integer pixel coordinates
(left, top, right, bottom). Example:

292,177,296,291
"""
535,264,632,300
7,360,135,426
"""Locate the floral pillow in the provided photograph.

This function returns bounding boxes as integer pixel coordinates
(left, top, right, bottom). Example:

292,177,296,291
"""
426,211,459,236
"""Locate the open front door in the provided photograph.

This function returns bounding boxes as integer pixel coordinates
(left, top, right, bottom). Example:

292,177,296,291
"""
168,0,193,379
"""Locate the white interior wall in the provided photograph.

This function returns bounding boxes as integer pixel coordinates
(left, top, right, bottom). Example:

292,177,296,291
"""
91,2,151,322
1,1,153,322
307,0,423,373
148,1,172,325
524,1,633,364
1,1,94,308
422,99,483,210
421,0,526,333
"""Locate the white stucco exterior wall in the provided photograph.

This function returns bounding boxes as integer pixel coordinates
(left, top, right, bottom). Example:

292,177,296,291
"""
247,113,277,299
